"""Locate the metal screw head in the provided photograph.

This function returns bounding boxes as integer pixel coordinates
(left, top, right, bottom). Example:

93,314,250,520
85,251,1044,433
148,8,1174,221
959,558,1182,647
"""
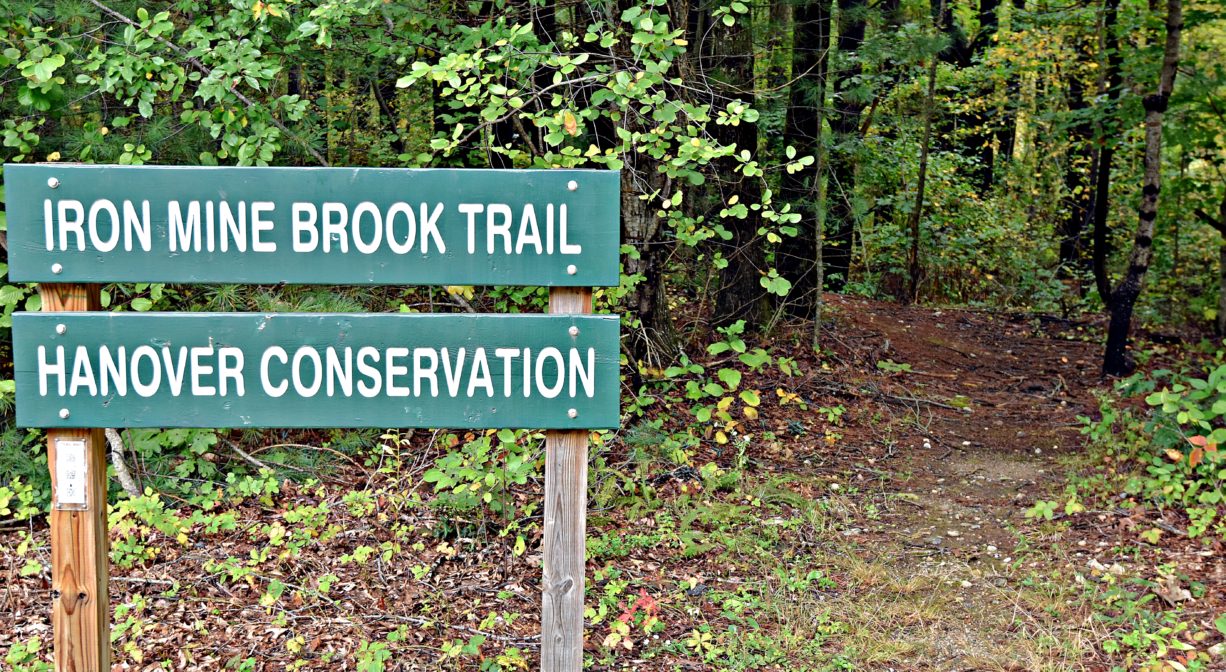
568,326,579,337
566,264,577,275
58,408,70,419
47,177,60,189
567,408,578,418
55,324,67,335
567,180,579,191
51,263,63,274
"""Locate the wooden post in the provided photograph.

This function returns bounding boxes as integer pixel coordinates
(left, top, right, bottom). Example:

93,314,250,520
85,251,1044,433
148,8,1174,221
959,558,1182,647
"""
541,287,591,671
41,283,110,672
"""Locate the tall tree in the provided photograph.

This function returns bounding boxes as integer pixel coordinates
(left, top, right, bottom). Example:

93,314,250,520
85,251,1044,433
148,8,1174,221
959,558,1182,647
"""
1102,0,1182,375
824,0,868,290
1090,0,1124,303
705,0,766,327
779,0,833,315
1058,59,1094,278
908,0,944,301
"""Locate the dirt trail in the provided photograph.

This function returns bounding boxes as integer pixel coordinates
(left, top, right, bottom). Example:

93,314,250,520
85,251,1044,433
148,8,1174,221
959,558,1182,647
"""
812,295,1104,670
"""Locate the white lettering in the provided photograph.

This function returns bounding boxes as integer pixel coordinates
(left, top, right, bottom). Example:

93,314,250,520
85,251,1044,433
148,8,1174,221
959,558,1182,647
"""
535,347,565,399
292,203,318,252
386,347,410,397
69,345,97,397
252,202,276,252
130,345,161,398
356,347,381,398
260,346,289,397
168,200,201,252
460,203,484,254
190,346,216,396
292,347,323,397
218,347,245,396
38,345,66,396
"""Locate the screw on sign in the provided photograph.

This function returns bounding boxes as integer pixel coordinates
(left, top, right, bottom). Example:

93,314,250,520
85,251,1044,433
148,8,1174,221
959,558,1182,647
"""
6,164,620,671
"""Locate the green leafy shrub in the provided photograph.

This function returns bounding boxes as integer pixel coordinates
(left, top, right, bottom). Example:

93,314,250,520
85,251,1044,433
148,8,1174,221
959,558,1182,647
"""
1079,364,1226,540
422,429,542,522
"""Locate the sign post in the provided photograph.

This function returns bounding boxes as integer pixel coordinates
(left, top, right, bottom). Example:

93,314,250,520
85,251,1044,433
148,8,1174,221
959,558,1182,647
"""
6,164,620,671
541,287,592,671
40,284,110,672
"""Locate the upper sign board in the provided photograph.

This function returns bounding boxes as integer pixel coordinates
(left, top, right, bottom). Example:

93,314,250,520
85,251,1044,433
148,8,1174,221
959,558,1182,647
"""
14,312,620,429
3,164,620,286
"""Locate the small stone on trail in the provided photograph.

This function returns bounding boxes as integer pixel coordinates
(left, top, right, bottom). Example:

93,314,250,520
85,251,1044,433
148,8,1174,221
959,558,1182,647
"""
986,545,997,552
960,580,973,588
1034,448,1042,455
947,530,961,537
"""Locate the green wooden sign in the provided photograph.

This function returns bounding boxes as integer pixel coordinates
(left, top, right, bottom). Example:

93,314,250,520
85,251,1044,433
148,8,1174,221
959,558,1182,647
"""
3,164,620,286
13,312,620,429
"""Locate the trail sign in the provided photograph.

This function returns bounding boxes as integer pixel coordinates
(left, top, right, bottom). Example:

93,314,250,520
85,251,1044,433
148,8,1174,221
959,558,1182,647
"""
4,164,620,286
14,312,619,429
5,163,618,672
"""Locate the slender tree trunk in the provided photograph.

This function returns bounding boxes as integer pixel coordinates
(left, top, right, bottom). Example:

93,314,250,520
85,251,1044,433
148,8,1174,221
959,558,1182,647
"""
964,0,1000,190
908,0,943,303
710,9,766,327
621,168,677,367
1102,0,1182,376
825,0,868,291
779,0,832,315
1059,69,1093,277
996,0,1027,160
1091,0,1123,304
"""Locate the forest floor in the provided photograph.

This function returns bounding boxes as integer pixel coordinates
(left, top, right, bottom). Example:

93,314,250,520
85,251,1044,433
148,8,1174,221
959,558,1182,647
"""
2,295,1224,671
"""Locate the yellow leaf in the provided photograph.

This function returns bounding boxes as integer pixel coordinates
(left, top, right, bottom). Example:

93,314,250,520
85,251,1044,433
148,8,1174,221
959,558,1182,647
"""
562,110,579,136
743,406,758,420
1164,448,1183,462
45,151,61,161
715,431,728,444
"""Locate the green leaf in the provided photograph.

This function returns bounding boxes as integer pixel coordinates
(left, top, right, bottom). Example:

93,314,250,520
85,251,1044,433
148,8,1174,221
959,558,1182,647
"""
739,389,760,406
131,297,153,311
717,368,742,390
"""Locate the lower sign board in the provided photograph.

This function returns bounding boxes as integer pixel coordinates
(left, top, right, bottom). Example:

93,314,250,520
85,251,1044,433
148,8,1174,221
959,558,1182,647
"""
14,313,619,429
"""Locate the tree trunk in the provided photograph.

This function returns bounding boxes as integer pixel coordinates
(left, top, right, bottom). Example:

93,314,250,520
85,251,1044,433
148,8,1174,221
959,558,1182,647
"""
779,0,832,315
824,0,868,291
1090,0,1123,304
1102,0,1182,376
1059,69,1093,277
908,0,943,303
964,0,1000,189
621,167,677,368
995,0,1028,160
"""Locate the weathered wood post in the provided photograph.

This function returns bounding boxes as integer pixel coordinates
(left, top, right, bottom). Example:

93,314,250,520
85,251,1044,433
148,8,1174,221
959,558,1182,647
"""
541,287,592,670
40,283,110,672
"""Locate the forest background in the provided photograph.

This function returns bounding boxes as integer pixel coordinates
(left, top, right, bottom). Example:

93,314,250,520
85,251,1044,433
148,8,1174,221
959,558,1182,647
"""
0,0,1225,669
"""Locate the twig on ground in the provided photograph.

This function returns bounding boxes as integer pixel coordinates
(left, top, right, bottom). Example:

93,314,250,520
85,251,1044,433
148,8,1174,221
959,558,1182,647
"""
222,438,272,472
